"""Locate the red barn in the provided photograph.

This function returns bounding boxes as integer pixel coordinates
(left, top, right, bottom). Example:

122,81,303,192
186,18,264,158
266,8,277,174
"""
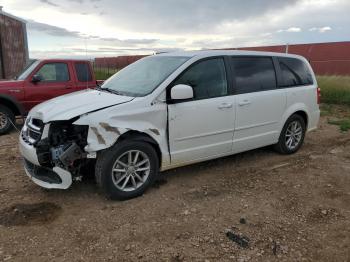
0,7,29,79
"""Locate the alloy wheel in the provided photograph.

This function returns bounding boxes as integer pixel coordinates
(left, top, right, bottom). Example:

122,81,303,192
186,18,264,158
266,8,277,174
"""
0,112,8,129
285,120,303,150
111,150,151,192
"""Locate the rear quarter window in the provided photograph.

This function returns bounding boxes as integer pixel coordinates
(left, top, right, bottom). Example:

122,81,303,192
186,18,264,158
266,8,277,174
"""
278,57,313,87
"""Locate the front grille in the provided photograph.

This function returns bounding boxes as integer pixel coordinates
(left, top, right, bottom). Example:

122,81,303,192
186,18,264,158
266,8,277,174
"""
29,129,41,140
22,117,44,145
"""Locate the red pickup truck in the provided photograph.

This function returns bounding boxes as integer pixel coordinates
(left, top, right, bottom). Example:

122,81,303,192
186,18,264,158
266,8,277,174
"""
0,59,100,134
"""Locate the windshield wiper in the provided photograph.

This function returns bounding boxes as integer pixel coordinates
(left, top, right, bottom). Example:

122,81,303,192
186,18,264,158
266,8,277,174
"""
95,86,125,96
95,83,103,90
106,88,124,95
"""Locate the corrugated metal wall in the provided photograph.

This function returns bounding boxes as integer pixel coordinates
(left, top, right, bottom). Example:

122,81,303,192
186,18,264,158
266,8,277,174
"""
0,12,28,79
94,42,350,76
94,55,147,69
233,41,350,76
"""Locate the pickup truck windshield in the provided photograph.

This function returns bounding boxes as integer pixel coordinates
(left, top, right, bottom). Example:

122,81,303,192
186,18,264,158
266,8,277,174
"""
101,56,190,97
17,60,40,80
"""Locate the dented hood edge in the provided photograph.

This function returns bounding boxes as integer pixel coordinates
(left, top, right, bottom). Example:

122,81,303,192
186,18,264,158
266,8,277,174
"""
28,89,135,123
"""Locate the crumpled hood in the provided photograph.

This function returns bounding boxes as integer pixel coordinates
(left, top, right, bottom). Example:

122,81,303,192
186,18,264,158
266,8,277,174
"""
0,80,24,88
29,89,134,123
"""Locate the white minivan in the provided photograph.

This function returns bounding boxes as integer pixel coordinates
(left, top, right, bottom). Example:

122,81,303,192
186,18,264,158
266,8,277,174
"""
19,50,320,200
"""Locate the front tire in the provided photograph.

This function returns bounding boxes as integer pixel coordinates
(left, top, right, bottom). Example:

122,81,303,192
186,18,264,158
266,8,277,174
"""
0,105,15,135
95,140,159,200
274,114,306,154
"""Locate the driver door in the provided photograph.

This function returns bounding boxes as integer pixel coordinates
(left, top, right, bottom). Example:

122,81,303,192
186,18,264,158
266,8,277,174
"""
168,57,236,164
25,62,73,109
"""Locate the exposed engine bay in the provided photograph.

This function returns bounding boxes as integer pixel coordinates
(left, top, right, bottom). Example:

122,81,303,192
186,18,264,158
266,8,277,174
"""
33,119,90,179
19,89,168,191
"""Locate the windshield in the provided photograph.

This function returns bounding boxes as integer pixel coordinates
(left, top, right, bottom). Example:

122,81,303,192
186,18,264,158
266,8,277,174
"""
101,56,190,97
17,60,40,80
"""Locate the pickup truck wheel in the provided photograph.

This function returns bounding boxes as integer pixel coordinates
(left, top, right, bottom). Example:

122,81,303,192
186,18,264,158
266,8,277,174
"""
0,105,15,135
274,114,306,154
95,140,159,200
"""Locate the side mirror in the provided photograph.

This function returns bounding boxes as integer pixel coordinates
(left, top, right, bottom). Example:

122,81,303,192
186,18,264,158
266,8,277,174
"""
31,74,42,83
171,84,193,100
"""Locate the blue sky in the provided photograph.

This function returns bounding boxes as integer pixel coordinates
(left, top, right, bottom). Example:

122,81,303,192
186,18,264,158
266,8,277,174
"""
1,0,349,58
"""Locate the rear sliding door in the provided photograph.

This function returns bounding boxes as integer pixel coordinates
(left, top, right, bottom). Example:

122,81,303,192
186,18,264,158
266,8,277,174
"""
231,56,286,153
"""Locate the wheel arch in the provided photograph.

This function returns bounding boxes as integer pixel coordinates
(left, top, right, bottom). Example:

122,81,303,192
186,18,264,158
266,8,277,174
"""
115,130,162,168
275,109,308,154
0,94,25,116
280,103,309,133
292,110,308,129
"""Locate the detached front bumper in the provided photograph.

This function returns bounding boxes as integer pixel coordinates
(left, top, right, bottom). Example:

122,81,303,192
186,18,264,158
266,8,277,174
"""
19,134,73,189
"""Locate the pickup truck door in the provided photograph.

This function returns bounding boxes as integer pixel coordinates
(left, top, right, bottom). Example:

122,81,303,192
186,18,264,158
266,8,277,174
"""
24,62,74,110
168,57,236,164
73,62,97,90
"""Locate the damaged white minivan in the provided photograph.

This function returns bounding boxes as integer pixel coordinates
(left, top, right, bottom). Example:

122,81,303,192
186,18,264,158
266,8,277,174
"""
20,50,320,200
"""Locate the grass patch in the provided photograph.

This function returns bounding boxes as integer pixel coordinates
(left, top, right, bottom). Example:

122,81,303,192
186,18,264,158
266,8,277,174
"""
328,119,350,132
320,104,334,116
321,103,350,132
94,68,118,80
317,76,350,106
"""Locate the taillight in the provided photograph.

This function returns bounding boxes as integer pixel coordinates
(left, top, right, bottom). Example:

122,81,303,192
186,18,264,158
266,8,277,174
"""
317,87,321,104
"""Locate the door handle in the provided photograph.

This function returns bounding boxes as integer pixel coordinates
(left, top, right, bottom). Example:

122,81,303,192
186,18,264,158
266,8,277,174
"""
238,100,251,106
218,103,233,109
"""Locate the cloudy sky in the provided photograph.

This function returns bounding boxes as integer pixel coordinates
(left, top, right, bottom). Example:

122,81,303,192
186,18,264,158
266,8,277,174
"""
1,0,349,58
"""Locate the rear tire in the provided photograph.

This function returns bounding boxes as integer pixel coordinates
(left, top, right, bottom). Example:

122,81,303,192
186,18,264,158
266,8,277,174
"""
0,105,15,135
95,140,159,200
274,114,306,154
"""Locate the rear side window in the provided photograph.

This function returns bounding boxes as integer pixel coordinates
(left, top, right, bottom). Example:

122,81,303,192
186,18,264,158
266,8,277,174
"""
75,63,92,82
173,58,228,100
278,57,313,87
232,57,277,94
36,63,69,82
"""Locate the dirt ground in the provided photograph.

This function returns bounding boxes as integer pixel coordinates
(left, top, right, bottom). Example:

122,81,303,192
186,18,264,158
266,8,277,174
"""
0,107,349,262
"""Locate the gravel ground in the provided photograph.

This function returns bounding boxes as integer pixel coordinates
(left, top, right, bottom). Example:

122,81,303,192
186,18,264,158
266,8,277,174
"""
0,108,349,262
